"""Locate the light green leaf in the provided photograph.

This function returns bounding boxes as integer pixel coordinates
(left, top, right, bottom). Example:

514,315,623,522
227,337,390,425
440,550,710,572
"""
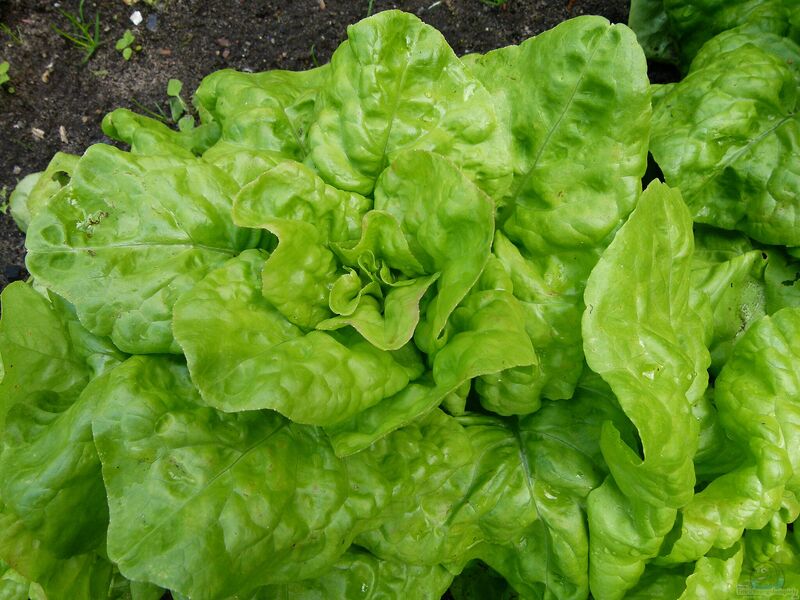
0,560,29,600
376,150,495,350
26,144,260,354
172,250,423,425
357,388,623,599
102,109,220,157
765,249,800,313
325,286,535,456
662,308,800,564
196,66,329,160
167,78,182,97
307,10,511,196
232,159,370,244
255,548,453,599
466,16,651,409
679,543,744,599
583,181,709,598
93,355,469,599
584,181,707,508
9,152,78,233
232,160,372,329
92,355,367,600
318,275,439,351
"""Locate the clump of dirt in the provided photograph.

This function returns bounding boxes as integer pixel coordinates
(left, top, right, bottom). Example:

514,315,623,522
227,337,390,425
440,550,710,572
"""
0,0,631,290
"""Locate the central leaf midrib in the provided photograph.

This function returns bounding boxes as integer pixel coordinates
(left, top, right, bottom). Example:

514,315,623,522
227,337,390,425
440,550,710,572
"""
32,241,238,255
509,27,612,208
114,420,289,565
375,28,423,176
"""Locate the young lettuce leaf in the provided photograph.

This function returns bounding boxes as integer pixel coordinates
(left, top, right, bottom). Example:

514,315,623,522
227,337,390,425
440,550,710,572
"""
307,10,511,197
582,181,709,598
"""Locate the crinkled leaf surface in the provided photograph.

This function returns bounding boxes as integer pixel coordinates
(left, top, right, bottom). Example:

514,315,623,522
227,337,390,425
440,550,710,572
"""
628,0,679,63
25,144,259,354
356,383,627,599
232,159,370,244
662,308,800,564
650,42,800,246
102,110,220,158
661,0,799,64
376,150,494,350
307,10,511,196
255,548,452,599
172,250,421,425
324,283,535,456
92,355,367,599
92,354,469,599
232,160,371,329
0,283,122,560
195,66,329,160
465,16,651,409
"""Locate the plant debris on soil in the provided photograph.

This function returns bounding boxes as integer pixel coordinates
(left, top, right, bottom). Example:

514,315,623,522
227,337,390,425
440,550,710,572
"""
0,0,633,290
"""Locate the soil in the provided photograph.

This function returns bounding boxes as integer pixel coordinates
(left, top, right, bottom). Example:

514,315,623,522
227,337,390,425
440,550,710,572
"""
0,0,635,290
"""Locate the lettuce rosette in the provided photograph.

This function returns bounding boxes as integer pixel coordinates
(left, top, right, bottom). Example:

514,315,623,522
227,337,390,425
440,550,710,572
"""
2,6,800,599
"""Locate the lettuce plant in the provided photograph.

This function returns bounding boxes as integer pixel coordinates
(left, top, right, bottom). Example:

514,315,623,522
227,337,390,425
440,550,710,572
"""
2,7,800,600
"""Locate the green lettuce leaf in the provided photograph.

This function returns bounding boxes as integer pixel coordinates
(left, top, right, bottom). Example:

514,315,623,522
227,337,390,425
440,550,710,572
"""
307,10,511,197
661,0,799,65
0,504,113,600
102,109,220,158
172,250,422,425
8,152,78,234
650,41,800,246
195,66,329,160
232,159,371,329
690,226,767,372
0,282,124,563
25,144,260,353
583,181,709,598
92,355,470,599
628,0,679,63
324,282,535,456
0,282,88,430
356,378,628,599
0,560,31,600
232,159,370,244
661,308,800,564
255,547,453,599
375,151,494,351
465,16,651,410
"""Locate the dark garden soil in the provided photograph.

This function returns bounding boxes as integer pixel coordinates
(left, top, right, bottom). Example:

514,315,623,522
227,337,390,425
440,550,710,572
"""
0,0,634,290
